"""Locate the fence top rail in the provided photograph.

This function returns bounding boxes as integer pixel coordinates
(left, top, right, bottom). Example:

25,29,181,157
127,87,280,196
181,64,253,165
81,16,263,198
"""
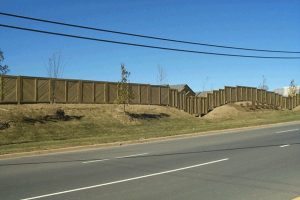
1,75,156,87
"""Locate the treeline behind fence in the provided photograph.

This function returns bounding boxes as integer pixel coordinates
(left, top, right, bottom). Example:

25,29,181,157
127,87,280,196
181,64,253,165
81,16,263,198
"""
0,75,299,116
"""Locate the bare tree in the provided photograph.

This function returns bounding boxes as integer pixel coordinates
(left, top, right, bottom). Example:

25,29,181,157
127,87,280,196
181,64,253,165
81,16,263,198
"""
0,50,9,75
47,52,64,103
116,64,134,112
258,75,269,91
288,79,297,97
0,50,10,101
157,65,167,85
202,76,209,92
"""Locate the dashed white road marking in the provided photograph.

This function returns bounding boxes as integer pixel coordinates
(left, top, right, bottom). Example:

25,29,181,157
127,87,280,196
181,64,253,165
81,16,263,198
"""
21,158,229,200
276,129,299,134
82,153,149,164
82,158,110,164
279,144,290,148
116,153,149,159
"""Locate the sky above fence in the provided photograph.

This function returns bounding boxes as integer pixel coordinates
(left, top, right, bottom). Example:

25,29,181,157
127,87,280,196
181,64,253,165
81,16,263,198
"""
1,0,300,92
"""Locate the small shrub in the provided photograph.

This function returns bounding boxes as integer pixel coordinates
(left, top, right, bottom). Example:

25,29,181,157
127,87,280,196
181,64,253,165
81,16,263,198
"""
0,121,10,130
55,109,65,119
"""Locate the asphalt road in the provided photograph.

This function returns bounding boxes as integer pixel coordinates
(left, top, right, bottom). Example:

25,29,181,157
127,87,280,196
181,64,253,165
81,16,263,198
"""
0,122,300,200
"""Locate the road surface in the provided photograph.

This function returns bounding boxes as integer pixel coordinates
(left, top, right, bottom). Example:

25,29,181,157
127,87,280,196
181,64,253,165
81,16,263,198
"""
0,122,300,200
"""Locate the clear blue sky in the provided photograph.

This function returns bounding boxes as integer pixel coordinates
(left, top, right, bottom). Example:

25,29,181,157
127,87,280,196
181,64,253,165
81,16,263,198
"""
1,0,299,91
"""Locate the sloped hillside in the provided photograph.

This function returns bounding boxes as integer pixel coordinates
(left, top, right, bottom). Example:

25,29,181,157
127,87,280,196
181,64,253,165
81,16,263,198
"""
0,103,299,155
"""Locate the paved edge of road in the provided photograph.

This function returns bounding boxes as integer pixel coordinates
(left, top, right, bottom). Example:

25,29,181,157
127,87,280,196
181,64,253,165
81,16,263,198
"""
1,120,300,160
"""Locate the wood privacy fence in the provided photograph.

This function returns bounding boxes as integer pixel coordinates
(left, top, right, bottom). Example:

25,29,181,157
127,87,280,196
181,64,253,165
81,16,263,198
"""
0,75,299,116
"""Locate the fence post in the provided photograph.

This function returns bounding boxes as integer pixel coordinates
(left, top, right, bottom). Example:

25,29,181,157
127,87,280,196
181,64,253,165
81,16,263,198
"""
104,83,109,103
34,78,38,102
78,80,83,103
92,82,96,103
158,86,161,105
16,76,22,104
167,87,170,106
64,80,68,103
138,85,141,104
147,85,151,105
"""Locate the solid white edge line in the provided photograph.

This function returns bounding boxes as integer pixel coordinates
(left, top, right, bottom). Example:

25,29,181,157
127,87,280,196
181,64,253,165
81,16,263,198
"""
279,144,290,148
82,153,149,164
21,158,229,200
276,129,299,134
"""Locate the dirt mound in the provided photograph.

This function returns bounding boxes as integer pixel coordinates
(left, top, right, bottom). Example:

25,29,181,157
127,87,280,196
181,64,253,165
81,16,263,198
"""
203,104,243,120
293,106,300,111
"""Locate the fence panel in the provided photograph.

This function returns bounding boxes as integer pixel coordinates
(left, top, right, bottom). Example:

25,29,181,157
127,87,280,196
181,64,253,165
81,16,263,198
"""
94,82,105,103
1,76,17,103
82,82,94,103
246,87,252,101
236,86,242,101
53,80,66,103
150,86,160,105
219,89,225,105
36,78,50,102
251,88,257,104
160,87,169,105
129,84,140,104
67,81,79,103
140,85,149,105
213,90,220,107
207,93,213,110
22,77,36,102
231,87,237,103
225,86,231,103
108,83,118,104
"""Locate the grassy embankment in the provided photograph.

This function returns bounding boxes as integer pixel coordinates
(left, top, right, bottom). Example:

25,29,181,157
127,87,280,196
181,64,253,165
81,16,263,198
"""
0,103,300,155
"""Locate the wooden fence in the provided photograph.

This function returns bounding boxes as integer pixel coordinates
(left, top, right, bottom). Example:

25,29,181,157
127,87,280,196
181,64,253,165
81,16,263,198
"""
0,75,299,116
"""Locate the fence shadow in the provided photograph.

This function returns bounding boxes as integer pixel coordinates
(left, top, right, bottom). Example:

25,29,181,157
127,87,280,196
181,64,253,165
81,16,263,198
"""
126,112,170,120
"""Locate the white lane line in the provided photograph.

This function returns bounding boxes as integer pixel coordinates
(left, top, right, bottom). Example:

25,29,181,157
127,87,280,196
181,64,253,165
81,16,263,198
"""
82,158,110,164
82,153,149,164
21,158,229,200
116,153,149,159
276,129,299,134
280,144,290,148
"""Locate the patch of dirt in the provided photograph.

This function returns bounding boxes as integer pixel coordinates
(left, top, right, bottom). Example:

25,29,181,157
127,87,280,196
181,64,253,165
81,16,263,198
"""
203,104,243,120
293,106,300,111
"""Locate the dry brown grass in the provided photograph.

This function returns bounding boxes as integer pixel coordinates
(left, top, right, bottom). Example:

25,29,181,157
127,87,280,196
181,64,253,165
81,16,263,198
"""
0,103,299,155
